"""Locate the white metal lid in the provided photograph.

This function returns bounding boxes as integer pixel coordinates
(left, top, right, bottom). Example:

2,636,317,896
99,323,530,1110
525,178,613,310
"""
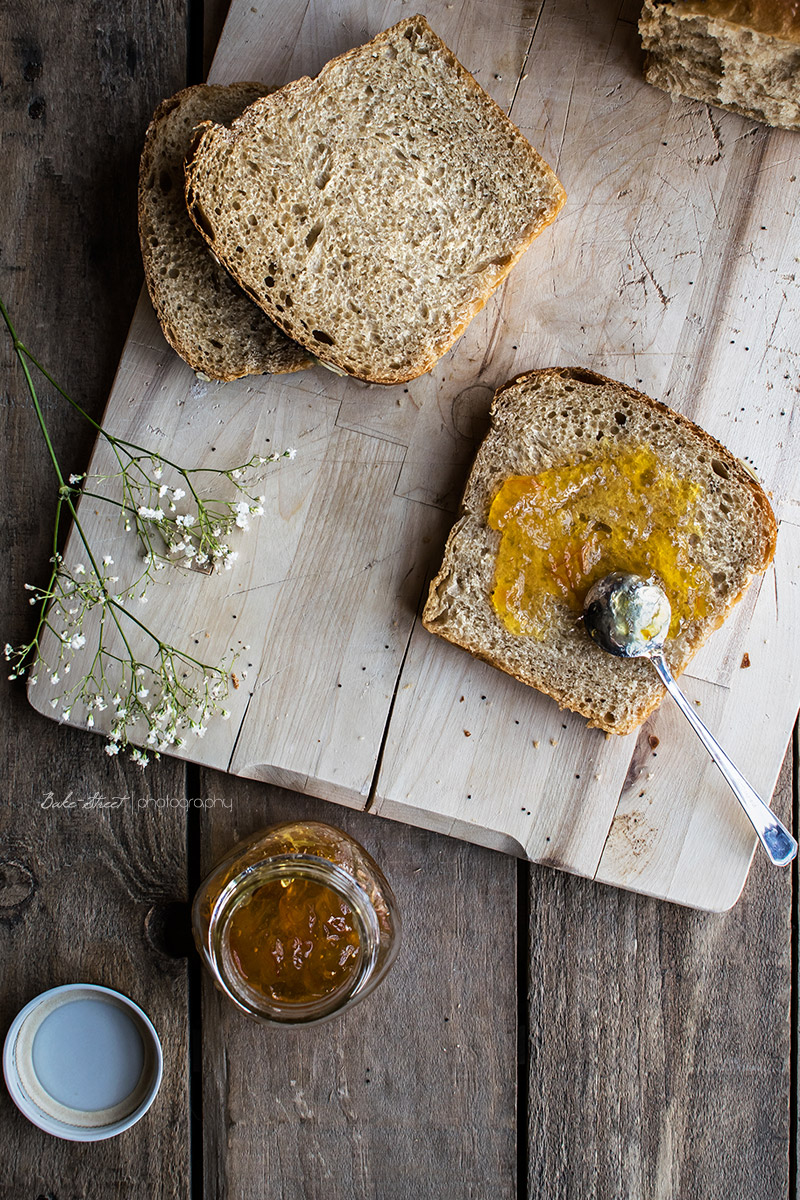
3,983,163,1141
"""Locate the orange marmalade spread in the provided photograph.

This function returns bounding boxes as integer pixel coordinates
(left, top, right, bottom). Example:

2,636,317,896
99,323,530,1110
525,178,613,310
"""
226,876,361,1005
488,442,712,638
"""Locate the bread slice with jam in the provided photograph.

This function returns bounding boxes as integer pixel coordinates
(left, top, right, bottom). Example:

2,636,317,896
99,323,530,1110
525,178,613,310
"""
422,368,777,734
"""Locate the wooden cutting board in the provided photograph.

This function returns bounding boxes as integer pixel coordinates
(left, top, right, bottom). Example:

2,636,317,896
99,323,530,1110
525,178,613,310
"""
29,0,800,910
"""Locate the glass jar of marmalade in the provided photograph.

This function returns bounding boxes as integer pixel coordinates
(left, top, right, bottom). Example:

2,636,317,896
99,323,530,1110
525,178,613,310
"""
192,821,400,1025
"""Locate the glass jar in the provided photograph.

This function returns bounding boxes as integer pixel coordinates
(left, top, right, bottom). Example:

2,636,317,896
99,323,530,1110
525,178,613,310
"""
192,821,400,1025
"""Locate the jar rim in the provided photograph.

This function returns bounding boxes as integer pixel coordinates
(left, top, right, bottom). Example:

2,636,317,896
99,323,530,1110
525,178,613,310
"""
206,855,382,1024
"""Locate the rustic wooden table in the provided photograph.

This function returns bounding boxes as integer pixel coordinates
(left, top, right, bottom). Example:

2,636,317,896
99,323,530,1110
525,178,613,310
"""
0,1,796,1197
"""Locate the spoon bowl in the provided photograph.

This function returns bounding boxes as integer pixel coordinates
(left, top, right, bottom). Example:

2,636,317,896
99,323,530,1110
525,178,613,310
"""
583,571,797,868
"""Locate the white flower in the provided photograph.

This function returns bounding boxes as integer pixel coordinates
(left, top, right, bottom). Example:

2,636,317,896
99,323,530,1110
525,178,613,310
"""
286,447,297,459
74,564,86,575
153,465,163,480
221,709,231,720
62,707,71,719
137,687,149,698
139,594,149,604
251,505,264,516
87,714,94,727
3,643,12,658
50,697,59,708
102,555,114,566
50,672,59,684
105,743,120,756
135,667,145,677
159,484,168,497
69,634,86,650
232,468,243,479
172,487,185,501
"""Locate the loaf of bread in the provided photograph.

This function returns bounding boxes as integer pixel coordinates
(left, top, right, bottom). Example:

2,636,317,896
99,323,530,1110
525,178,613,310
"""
640,1,800,131
422,368,777,735
184,16,565,385
138,84,313,381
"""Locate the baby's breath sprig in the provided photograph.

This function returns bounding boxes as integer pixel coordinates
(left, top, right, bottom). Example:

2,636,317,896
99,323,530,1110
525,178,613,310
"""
1,297,294,764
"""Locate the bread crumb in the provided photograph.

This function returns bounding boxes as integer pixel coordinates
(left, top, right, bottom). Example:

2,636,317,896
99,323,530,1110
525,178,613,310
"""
648,735,659,750
740,652,751,668
550,738,558,747
533,739,540,748
464,730,471,737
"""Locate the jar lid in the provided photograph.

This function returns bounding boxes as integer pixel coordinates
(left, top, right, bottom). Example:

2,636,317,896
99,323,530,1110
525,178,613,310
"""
3,983,163,1141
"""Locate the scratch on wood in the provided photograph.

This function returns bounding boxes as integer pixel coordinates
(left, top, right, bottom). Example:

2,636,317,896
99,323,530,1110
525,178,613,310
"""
506,5,544,119
632,237,670,308
697,105,723,165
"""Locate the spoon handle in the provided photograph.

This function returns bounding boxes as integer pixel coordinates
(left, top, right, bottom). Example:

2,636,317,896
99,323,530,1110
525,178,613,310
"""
650,653,797,868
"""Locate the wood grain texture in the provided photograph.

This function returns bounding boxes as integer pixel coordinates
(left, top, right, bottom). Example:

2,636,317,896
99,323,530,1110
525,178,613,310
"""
526,747,793,1199
0,1,191,1195
197,773,518,1200
24,0,800,909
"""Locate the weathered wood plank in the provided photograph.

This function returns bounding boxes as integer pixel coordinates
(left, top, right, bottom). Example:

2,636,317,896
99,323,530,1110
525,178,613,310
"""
527,744,793,1199
0,1,191,1194
197,772,519,1200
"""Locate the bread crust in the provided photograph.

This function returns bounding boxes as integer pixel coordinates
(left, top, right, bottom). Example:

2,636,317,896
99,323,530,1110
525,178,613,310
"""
423,367,777,734
138,83,313,381
184,17,565,385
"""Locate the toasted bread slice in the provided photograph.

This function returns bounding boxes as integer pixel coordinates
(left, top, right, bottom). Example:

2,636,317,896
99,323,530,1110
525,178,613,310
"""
138,84,312,381
423,368,777,734
184,16,565,384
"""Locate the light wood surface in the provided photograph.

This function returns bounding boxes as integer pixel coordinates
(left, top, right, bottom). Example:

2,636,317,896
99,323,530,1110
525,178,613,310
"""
26,0,800,911
2,2,796,1198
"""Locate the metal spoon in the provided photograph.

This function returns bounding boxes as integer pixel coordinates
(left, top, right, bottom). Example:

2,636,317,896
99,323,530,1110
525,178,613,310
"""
583,571,797,868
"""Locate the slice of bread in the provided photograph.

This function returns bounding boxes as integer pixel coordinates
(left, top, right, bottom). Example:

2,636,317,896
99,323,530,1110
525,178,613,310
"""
422,368,777,735
640,1,800,131
138,84,313,381
184,16,565,385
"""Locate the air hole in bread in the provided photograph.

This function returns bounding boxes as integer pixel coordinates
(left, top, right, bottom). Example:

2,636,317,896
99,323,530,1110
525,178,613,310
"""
711,459,730,479
563,368,603,386
159,170,173,194
231,199,241,211
209,338,223,349
315,169,332,189
305,220,324,250
264,275,274,288
615,412,627,425
312,329,335,345
712,571,727,587
168,268,179,279
605,712,617,726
